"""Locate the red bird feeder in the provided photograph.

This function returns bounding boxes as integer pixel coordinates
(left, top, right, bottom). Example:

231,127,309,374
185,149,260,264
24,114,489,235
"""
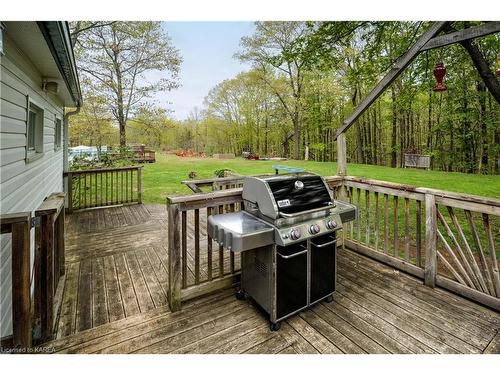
433,62,447,92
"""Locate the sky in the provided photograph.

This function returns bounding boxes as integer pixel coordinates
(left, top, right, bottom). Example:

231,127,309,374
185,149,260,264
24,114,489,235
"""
153,22,256,120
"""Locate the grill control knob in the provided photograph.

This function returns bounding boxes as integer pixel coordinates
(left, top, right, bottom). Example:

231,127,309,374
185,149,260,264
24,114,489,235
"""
326,220,337,230
309,224,320,234
289,228,301,240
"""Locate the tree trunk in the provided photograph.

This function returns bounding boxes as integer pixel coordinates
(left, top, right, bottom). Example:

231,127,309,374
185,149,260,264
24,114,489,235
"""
292,111,300,160
459,39,500,105
390,86,397,168
352,86,365,164
426,84,433,150
476,80,488,174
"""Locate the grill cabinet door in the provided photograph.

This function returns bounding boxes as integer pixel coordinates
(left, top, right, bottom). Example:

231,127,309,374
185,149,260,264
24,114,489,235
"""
276,241,308,319
310,233,336,304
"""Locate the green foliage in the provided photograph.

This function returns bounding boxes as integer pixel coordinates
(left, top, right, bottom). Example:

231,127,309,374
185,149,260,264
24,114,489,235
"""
213,168,233,178
72,21,500,175
70,21,182,146
69,146,135,171
139,154,500,204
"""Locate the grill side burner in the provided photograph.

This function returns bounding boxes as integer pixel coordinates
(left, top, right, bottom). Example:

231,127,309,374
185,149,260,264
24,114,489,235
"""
207,172,356,331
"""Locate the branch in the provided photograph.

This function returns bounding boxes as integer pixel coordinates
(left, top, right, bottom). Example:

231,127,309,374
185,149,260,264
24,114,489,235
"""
459,38,500,104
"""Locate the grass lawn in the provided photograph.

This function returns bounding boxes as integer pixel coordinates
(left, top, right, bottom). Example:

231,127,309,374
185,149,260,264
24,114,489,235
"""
141,153,500,204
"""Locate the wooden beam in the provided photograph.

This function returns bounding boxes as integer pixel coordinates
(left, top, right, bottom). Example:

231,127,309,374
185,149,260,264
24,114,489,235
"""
424,194,437,288
11,218,32,348
167,202,182,311
334,21,448,139
180,274,240,302
344,239,424,279
421,22,500,51
337,133,347,176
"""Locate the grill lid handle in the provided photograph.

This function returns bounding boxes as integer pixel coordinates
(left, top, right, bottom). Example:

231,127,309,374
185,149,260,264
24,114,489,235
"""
278,204,333,218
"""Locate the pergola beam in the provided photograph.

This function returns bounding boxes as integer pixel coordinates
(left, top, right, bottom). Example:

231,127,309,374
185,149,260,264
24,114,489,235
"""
334,21,449,140
420,21,500,51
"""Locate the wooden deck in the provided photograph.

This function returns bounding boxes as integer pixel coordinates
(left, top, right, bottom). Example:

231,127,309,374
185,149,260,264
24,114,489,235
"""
52,204,500,353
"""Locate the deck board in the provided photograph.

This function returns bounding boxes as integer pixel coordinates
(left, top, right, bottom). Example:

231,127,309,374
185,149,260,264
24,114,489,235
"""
52,203,500,353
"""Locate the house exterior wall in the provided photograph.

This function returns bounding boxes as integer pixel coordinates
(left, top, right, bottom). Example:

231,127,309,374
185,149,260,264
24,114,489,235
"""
0,32,65,338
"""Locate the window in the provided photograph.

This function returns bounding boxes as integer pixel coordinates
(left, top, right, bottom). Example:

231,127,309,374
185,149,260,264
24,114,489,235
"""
54,117,62,150
26,100,44,162
27,109,36,151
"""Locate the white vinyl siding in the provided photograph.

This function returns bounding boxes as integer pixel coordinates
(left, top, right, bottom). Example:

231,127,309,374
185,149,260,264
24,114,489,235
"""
0,32,65,339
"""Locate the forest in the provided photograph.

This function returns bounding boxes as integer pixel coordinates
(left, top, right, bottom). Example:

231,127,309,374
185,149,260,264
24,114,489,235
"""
69,21,500,174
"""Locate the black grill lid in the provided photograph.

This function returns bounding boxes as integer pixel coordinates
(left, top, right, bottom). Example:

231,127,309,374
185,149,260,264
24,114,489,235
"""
267,175,332,214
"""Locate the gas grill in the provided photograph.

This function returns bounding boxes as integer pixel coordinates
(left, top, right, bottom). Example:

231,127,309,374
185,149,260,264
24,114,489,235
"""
208,172,356,331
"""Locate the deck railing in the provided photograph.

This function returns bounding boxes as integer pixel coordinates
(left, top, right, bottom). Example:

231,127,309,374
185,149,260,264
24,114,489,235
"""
331,176,500,311
33,193,66,343
0,211,32,349
181,175,245,194
64,166,142,212
167,189,244,311
167,175,500,312
0,193,66,350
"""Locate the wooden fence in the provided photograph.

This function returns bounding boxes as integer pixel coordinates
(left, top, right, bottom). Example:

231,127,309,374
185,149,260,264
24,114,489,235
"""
64,166,142,212
0,193,66,350
167,176,500,312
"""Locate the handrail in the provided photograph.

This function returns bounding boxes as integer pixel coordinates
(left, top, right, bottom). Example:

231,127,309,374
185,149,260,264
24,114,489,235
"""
65,166,143,212
181,175,245,186
63,165,143,175
182,175,245,193
343,176,500,207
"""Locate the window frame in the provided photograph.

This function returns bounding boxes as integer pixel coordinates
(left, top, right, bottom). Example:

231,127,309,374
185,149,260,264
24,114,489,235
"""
25,96,44,163
54,115,62,151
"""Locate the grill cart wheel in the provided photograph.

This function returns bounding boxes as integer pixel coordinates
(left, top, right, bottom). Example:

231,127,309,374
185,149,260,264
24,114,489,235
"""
324,295,334,303
235,290,247,301
270,322,281,331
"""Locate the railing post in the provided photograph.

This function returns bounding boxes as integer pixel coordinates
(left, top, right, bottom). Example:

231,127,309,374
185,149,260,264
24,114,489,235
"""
57,208,65,277
137,167,142,204
11,216,32,349
424,193,437,288
167,200,182,311
337,133,347,177
38,214,55,342
337,134,347,200
67,172,73,213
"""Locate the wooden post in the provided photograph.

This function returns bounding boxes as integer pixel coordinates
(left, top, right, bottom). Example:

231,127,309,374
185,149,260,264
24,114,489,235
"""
424,193,437,288
167,200,182,311
57,209,65,277
337,133,347,200
337,133,346,176
137,167,142,204
11,218,32,348
67,172,73,213
40,214,54,341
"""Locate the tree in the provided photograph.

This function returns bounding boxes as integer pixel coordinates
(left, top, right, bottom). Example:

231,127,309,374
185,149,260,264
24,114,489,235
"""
69,91,117,153
236,22,312,159
72,21,182,146
129,106,175,149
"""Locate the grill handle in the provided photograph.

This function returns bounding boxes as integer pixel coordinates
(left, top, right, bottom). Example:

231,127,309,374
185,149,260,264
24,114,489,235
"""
310,237,340,248
278,205,332,218
277,246,307,259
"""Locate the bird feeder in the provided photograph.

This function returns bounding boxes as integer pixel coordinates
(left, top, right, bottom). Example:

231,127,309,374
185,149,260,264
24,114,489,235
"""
433,62,447,92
